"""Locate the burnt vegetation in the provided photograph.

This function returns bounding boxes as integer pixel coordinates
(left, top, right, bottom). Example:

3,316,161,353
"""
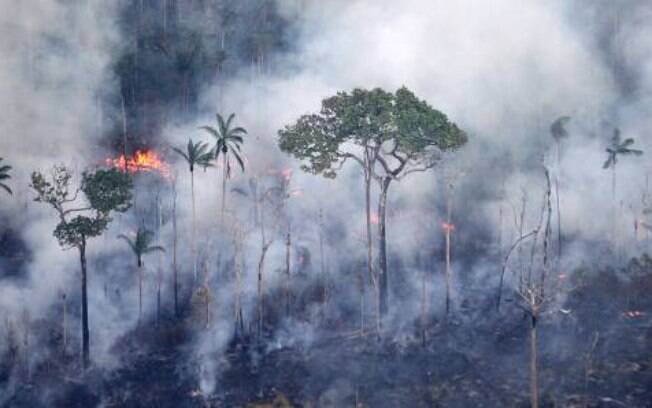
1,1,652,407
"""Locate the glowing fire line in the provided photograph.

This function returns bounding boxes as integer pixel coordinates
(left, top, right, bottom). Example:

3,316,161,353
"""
105,150,171,179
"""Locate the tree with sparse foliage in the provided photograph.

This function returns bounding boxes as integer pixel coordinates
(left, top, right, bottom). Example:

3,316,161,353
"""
0,158,12,196
30,166,132,369
118,226,165,325
173,139,213,282
279,87,467,327
200,112,246,221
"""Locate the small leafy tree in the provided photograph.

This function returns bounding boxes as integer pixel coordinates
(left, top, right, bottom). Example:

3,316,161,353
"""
118,226,165,325
173,139,213,282
31,166,132,369
200,112,246,221
0,158,12,195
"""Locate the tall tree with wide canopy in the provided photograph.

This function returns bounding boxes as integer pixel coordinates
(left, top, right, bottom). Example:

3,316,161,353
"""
200,112,246,222
279,87,467,323
31,166,132,369
0,158,12,195
173,139,213,282
118,226,165,325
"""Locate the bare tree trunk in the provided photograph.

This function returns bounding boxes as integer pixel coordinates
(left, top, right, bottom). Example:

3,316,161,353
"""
444,187,453,319
234,228,244,337
221,154,227,223
121,92,128,171
319,210,327,318
257,205,271,340
419,253,428,346
257,244,270,340
285,227,291,318
62,293,67,354
79,240,90,369
172,178,179,317
191,170,197,282
377,177,391,321
555,140,562,262
530,313,539,408
138,261,143,326
362,168,372,333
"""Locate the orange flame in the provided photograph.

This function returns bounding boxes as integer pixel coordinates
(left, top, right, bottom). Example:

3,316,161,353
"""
106,150,171,179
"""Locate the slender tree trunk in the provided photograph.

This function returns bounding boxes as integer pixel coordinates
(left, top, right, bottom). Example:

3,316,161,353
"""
121,92,128,172
62,293,67,354
612,165,617,253
172,179,179,316
257,245,270,340
555,141,562,262
319,210,327,318
285,227,291,318
377,177,391,321
138,260,143,325
362,168,372,332
79,241,90,369
444,186,453,319
221,154,227,222
419,253,428,346
530,313,539,408
191,170,197,282
257,206,271,340
234,230,244,338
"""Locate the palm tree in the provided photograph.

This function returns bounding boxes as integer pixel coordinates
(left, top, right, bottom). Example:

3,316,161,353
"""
118,226,165,325
200,112,246,221
550,116,570,260
603,128,643,200
0,158,12,195
603,128,643,250
173,139,213,282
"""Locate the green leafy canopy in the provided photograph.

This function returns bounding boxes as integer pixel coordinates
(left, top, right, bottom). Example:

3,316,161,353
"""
278,87,467,178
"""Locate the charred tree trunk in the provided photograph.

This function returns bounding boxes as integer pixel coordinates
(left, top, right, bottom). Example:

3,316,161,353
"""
79,239,90,369
377,176,391,318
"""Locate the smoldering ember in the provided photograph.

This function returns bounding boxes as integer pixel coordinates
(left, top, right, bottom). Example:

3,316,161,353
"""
1,2,652,408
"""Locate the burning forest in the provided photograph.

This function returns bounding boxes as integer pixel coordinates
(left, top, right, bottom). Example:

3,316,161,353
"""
2,1,652,407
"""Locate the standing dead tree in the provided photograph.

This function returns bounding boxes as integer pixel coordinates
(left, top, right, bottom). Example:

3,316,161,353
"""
516,165,557,408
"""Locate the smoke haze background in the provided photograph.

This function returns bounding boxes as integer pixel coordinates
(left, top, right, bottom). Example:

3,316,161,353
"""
1,0,652,401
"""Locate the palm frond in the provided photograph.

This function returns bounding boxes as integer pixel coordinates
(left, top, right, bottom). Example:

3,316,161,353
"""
231,148,245,172
144,245,166,254
199,126,219,139
0,183,12,195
